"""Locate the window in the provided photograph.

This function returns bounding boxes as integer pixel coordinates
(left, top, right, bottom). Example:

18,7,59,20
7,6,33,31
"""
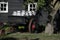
28,3,37,11
0,2,8,13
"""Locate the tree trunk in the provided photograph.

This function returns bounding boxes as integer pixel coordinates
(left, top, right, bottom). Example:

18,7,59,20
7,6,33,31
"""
45,0,60,34
28,18,33,33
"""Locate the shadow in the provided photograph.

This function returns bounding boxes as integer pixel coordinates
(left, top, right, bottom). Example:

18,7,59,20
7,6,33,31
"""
36,25,45,33
31,38,39,40
0,37,17,40
0,36,40,40
54,9,60,33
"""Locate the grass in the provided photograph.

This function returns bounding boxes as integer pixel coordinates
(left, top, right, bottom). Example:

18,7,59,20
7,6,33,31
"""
0,32,60,40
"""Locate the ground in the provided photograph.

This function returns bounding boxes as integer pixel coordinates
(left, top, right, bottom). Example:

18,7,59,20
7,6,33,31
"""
0,32,60,40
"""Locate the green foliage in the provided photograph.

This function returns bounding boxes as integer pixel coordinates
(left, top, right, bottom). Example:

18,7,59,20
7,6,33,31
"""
5,27,10,31
3,25,10,33
37,0,46,9
3,25,9,30
27,0,34,3
24,0,34,3
24,0,33,6
18,26,25,29
24,0,46,10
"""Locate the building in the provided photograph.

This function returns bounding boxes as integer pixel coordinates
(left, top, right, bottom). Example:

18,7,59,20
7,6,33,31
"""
0,0,37,24
0,0,38,32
